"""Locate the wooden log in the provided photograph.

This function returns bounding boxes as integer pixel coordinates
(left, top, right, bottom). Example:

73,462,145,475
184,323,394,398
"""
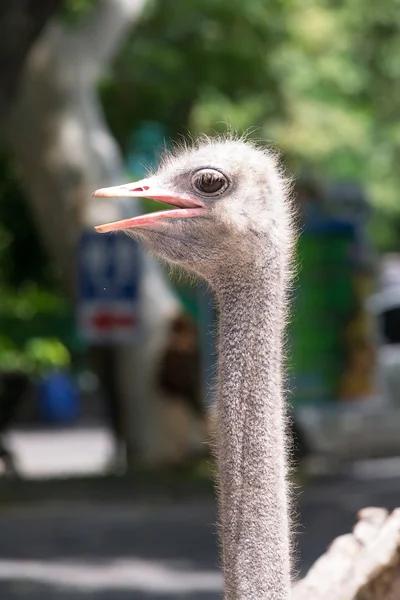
293,507,400,600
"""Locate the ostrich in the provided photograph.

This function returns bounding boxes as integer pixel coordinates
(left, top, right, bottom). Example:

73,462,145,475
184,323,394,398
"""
93,136,295,600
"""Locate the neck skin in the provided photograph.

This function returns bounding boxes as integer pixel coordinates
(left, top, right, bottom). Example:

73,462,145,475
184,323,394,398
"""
213,259,291,600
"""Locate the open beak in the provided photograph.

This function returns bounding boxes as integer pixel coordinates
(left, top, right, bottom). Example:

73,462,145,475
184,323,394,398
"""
92,178,204,233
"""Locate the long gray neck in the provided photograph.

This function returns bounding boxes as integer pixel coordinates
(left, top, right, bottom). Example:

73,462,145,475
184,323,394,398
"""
214,259,291,600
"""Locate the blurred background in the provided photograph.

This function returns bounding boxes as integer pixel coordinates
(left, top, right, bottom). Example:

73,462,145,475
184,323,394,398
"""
1,0,400,598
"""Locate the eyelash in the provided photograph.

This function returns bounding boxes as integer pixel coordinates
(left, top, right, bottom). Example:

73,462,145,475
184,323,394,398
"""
191,169,229,196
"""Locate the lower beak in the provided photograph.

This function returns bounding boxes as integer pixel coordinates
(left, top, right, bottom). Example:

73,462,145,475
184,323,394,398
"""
92,178,204,233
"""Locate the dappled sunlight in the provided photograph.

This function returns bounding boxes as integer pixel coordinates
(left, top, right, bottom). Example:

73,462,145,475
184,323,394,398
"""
6,428,114,478
0,557,222,594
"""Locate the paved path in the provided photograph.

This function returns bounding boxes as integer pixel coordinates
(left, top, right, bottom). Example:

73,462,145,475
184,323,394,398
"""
0,502,220,600
0,468,400,599
1,428,400,598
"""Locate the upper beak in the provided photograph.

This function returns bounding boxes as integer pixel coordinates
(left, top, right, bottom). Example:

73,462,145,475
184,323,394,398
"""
92,177,204,233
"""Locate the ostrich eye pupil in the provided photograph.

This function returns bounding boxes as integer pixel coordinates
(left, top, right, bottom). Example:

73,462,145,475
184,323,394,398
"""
192,169,228,196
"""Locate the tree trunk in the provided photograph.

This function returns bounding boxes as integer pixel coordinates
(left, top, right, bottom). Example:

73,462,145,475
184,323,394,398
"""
0,0,61,127
6,0,181,465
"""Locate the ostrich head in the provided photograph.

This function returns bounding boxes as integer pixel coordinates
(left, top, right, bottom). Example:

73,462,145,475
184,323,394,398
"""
93,137,291,282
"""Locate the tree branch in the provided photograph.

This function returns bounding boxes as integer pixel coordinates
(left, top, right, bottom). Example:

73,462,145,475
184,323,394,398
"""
54,0,147,78
293,507,400,600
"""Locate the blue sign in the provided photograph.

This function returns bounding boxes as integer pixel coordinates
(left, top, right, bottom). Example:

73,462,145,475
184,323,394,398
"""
77,230,141,344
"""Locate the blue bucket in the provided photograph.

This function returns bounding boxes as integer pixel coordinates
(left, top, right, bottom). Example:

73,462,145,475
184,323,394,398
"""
38,371,79,425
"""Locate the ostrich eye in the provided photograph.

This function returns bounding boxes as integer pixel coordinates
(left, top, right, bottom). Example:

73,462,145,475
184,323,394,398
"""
191,168,229,196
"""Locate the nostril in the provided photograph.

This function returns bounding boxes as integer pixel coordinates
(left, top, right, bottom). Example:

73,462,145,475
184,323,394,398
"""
131,186,150,192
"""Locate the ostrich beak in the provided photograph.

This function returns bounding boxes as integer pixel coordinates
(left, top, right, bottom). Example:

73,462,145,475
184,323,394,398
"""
92,178,204,233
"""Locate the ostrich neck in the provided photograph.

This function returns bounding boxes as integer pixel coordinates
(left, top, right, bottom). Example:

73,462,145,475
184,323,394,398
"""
215,260,291,600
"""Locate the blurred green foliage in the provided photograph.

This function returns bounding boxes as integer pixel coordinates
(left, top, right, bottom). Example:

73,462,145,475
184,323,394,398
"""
101,0,400,249
0,336,71,374
60,0,98,25
1,0,400,371
0,151,60,289
0,153,74,371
